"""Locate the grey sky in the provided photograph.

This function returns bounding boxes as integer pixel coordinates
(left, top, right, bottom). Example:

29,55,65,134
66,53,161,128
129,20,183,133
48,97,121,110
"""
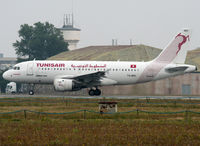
0,0,199,57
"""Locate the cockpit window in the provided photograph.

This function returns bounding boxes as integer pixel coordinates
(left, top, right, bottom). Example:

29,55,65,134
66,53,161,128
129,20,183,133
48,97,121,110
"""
13,66,20,70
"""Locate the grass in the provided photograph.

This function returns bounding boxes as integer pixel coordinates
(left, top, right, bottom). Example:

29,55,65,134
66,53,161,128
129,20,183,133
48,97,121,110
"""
1,97,200,145
1,119,200,145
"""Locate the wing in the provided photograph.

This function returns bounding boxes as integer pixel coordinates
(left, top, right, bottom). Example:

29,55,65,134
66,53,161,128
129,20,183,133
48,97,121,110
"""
60,71,106,87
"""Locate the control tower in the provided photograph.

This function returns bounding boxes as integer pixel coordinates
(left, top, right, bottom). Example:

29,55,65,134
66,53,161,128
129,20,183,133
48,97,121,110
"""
59,14,81,50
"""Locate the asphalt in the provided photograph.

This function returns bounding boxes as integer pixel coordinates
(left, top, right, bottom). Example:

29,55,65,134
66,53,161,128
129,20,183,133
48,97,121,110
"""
0,94,199,99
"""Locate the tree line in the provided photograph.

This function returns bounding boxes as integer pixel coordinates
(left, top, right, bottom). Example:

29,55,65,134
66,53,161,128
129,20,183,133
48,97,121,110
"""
1,22,68,93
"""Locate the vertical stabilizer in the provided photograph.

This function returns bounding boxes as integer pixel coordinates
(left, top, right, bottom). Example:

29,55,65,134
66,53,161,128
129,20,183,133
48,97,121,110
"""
154,29,191,64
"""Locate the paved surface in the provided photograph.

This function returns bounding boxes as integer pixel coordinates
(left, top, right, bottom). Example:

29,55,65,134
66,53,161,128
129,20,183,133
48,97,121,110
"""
0,94,199,99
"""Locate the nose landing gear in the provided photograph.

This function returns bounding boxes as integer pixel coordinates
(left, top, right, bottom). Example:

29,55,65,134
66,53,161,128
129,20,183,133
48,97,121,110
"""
88,88,101,96
29,90,34,95
28,84,35,95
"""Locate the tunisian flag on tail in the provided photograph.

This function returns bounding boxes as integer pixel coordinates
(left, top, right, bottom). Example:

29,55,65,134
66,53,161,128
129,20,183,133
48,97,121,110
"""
130,64,136,68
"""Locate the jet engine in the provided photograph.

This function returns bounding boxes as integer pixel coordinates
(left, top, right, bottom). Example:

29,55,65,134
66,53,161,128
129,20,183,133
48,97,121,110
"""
54,79,81,91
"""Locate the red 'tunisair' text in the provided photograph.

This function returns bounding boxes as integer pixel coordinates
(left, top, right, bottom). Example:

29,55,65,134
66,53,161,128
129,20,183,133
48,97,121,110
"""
37,63,65,68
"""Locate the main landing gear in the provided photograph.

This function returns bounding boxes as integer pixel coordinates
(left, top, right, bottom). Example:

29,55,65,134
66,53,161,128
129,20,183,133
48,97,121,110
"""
88,88,101,96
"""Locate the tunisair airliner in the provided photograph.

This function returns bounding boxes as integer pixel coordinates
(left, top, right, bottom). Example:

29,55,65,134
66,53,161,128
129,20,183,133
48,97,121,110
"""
3,29,197,96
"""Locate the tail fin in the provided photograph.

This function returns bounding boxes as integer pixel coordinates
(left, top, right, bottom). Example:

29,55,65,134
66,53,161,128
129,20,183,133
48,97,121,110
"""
154,29,191,64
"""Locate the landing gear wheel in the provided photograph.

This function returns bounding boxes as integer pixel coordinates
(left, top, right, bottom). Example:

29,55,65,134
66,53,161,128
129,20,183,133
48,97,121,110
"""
94,89,101,96
88,88,101,96
28,84,35,95
29,90,34,95
89,89,95,96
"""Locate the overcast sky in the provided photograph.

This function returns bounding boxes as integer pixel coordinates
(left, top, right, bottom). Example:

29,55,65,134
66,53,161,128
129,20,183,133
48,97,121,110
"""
0,0,199,57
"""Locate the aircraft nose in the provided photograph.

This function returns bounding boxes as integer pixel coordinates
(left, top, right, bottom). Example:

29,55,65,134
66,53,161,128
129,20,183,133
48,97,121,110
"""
2,71,9,80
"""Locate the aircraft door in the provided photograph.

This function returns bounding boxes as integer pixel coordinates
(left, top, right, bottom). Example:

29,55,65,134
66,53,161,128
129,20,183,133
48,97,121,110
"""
27,62,34,76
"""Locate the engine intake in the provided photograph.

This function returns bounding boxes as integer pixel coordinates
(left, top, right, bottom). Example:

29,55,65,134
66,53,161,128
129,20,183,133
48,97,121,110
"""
54,79,81,91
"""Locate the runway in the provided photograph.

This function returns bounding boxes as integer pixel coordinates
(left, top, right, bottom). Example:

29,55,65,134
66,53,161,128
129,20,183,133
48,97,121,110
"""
0,94,199,99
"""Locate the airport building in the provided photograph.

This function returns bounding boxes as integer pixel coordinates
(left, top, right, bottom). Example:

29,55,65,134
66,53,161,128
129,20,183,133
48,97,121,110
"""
59,14,81,51
0,54,17,70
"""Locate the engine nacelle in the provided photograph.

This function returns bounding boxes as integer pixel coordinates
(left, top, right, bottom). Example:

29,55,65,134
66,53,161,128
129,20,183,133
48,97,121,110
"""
54,79,80,91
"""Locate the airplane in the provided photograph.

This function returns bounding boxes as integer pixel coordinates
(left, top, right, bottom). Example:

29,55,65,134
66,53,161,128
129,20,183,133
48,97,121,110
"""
3,29,197,96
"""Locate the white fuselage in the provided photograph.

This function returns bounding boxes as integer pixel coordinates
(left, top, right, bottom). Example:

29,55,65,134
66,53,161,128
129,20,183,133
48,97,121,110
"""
3,60,196,86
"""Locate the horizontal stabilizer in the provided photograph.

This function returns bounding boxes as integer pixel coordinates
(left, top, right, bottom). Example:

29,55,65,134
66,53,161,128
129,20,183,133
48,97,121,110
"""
165,66,188,73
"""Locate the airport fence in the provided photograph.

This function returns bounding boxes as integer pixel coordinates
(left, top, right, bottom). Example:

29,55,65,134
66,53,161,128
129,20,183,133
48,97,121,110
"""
1,109,200,120
1,97,200,120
